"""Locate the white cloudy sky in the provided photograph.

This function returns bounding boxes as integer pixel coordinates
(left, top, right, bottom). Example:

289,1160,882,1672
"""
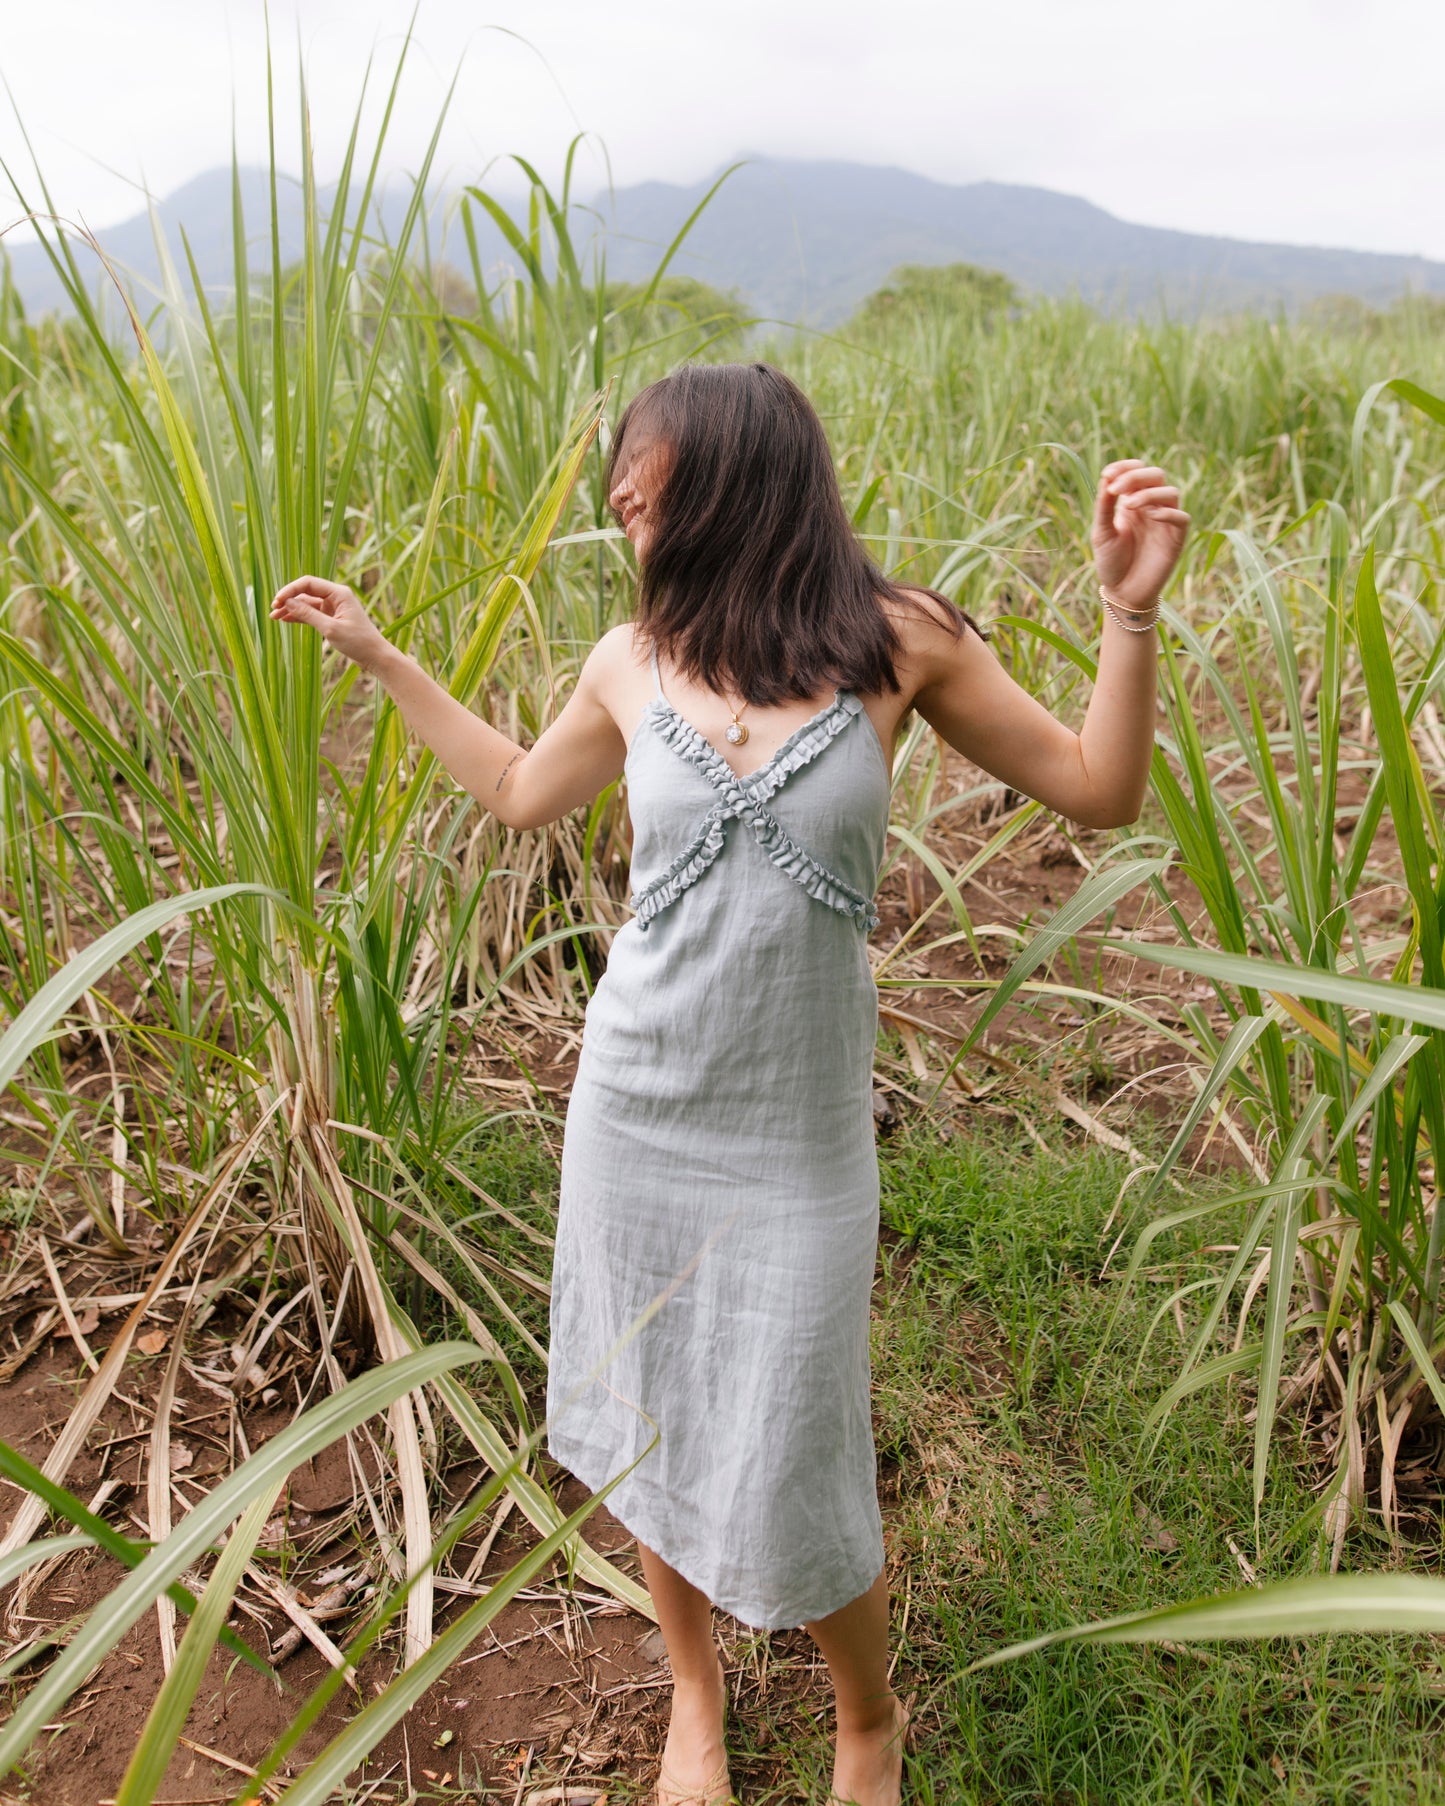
1,0,1440,258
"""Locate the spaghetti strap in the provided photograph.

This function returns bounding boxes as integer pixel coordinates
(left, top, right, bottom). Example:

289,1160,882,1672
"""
649,640,665,701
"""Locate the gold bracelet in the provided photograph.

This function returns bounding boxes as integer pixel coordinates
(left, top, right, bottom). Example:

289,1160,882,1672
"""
1103,598,1160,633
1100,584,1160,632
1099,581,1159,617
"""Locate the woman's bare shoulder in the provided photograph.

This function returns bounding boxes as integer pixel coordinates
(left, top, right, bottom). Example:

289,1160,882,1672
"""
881,584,956,633
566,622,650,728
586,620,649,677
880,587,990,685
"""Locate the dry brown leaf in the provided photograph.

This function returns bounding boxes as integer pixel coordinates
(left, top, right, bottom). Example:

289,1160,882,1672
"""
1133,1501,1179,1553
137,1329,169,1356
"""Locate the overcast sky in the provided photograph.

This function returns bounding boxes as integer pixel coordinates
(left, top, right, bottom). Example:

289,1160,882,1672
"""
2,0,1440,260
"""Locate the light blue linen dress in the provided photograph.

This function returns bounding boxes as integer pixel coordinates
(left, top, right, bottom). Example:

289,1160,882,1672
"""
545,640,891,1629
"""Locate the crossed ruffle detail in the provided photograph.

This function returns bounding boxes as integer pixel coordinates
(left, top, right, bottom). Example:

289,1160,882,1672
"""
628,696,881,934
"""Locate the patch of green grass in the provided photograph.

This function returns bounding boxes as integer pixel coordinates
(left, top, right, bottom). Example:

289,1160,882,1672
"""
877,1116,1445,1805
398,1117,561,1428
442,1111,561,1242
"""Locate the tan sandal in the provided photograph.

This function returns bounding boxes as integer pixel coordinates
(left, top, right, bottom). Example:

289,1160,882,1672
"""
655,1751,737,1805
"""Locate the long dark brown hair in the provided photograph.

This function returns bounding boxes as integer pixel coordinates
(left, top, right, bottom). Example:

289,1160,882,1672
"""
604,362,987,705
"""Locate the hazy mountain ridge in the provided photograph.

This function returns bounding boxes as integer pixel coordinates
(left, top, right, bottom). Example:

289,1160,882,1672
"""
6,156,1443,325
598,161,1445,321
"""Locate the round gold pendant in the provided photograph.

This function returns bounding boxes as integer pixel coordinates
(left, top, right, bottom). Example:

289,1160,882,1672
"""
725,721,749,745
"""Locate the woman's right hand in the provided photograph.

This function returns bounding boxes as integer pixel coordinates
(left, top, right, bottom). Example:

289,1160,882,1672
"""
270,576,392,674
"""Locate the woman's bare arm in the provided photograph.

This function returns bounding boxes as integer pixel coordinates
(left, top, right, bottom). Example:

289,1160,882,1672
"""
900,459,1189,830
270,577,630,829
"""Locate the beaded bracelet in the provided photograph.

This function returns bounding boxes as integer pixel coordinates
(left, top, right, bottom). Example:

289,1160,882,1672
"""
1100,583,1161,632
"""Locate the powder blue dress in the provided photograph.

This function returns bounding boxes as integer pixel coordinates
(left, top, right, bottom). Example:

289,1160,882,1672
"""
545,641,891,1629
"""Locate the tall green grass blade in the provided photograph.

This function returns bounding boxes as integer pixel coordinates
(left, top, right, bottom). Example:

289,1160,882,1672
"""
0,1442,271,1680
1386,1299,1445,1423
966,1573,1445,1673
1126,1015,1271,1223
1323,1033,1427,1163
0,1533,93,1591
0,1344,482,1778
924,856,1171,1106
0,884,269,1093
259,1467,637,1806
1254,1156,1308,1520
114,1482,285,1806
1102,939,1445,1032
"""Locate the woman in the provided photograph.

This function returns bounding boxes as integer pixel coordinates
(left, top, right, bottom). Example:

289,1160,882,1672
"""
272,361,1188,1806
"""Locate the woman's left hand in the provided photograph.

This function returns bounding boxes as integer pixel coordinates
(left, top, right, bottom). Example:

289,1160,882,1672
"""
1091,460,1190,608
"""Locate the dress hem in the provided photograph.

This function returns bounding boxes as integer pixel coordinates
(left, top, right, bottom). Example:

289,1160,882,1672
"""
547,1432,886,1633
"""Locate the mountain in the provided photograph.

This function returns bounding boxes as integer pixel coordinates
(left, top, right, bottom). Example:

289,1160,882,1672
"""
595,159,1445,322
3,167,309,321
5,156,1443,326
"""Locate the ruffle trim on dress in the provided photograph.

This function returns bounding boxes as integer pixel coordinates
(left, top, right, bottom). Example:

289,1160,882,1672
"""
628,694,880,934
629,805,729,931
749,695,864,804
747,811,881,929
644,710,752,810
644,691,862,804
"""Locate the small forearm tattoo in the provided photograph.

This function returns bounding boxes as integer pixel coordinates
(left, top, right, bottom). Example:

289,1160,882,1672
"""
495,751,523,792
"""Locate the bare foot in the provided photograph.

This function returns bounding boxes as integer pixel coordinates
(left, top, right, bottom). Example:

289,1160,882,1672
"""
829,1691,909,1806
656,1656,731,1804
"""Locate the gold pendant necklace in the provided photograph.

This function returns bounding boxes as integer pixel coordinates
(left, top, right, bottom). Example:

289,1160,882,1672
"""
724,703,750,746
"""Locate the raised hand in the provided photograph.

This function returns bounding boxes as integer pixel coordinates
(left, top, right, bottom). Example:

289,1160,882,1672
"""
1091,460,1190,609
269,576,391,673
